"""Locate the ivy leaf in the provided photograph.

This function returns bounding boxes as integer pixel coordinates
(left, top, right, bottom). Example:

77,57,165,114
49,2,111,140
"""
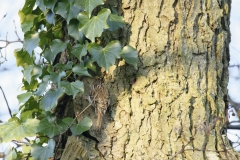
72,65,91,76
107,14,125,31
36,0,46,12
71,44,87,62
32,65,43,79
50,39,67,58
47,65,54,73
52,24,63,39
46,10,55,24
34,81,48,96
58,117,74,131
0,119,39,142
23,65,33,84
120,45,138,69
80,8,111,42
43,49,54,63
88,40,121,70
21,0,36,14
31,139,55,160
55,0,81,24
36,119,60,138
14,49,33,67
77,12,89,27
22,79,38,91
75,0,104,18
40,87,64,111
18,12,37,33
44,39,67,63
50,71,66,86
23,31,40,54
68,19,84,42
22,97,39,110
43,0,58,10
39,31,52,49
60,80,84,98
20,109,37,122
17,92,32,104
55,61,73,71
86,60,97,72
70,117,92,135
34,77,49,96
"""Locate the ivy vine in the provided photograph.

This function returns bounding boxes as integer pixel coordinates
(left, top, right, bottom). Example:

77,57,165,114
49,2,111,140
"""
0,0,138,159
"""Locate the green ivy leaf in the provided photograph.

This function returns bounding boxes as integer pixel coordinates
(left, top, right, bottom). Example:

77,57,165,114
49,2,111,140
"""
52,24,63,39
23,65,33,84
60,80,84,98
40,87,64,111
72,65,91,76
32,65,43,79
36,0,46,12
44,40,67,63
70,117,92,135
55,61,73,71
68,19,83,41
50,71,66,86
20,109,37,122
107,14,125,31
58,117,74,131
0,119,39,142
39,30,52,49
36,119,60,137
77,12,89,27
43,49,54,63
31,139,55,160
80,8,111,42
120,45,138,69
21,0,36,15
17,92,32,104
47,65,54,73
34,77,49,96
34,82,48,96
75,0,104,17
88,40,121,70
71,44,87,62
18,12,37,33
50,39,67,58
46,10,55,24
43,0,58,10
14,49,33,67
22,97,39,110
22,79,39,91
55,0,81,24
85,60,97,72
23,31,40,54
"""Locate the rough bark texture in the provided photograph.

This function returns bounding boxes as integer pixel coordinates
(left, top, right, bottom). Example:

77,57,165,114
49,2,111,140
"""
60,0,236,159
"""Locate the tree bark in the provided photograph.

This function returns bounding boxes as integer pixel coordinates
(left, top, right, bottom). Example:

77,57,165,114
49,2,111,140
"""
60,0,235,159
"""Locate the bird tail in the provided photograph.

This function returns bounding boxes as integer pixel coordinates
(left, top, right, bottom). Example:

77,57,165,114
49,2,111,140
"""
96,110,103,131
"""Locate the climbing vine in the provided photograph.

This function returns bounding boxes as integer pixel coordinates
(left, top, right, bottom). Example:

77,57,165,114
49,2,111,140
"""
0,0,138,159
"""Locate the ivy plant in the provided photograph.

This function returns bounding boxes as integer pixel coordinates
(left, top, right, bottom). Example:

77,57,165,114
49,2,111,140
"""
0,0,138,159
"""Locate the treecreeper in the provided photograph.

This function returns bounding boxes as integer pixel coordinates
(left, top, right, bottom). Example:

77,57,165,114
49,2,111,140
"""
88,79,110,131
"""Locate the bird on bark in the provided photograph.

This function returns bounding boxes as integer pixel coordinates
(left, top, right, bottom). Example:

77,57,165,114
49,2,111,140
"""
88,79,109,131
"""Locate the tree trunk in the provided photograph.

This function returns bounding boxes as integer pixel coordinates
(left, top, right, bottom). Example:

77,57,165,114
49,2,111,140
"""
59,0,235,159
